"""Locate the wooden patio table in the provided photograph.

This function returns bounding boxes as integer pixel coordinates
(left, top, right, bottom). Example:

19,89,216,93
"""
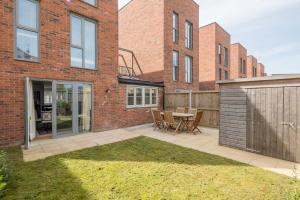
161,112,194,133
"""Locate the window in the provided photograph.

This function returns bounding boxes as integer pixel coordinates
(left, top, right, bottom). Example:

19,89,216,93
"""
127,86,158,108
224,70,229,80
15,0,39,62
219,68,222,80
185,56,193,83
71,14,96,69
172,12,179,43
185,21,193,49
82,0,96,6
240,58,243,73
218,44,222,65
243,60,246,74
172,50,179,81
224,47,229,67
253,66,257,77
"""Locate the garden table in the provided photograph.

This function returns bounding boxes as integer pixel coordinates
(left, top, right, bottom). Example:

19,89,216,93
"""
161,112,194,133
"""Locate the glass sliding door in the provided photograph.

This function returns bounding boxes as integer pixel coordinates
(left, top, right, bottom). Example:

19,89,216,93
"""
78,84,92,133
53,82,92,136
56,84,73,134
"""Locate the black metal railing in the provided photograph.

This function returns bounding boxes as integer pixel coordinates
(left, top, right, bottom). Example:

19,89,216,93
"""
118,48,143,78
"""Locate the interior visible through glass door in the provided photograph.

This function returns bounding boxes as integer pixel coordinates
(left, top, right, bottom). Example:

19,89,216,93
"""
56,84,73,134
78,84,92,133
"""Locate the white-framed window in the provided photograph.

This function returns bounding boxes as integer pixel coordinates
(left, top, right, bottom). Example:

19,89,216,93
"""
126,86,159,108
172,50,179,81
185,20,193,49
70,14,96,69
82,0,96,6
172,12,179,43
185,55,193,83
15,0,39,62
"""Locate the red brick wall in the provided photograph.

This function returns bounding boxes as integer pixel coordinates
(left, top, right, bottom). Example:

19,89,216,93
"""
230,43,247,79
199,23,231,90
119,0,199,93
257,63,265,77
0,0,119,146
163,0,199,92
247,55,258,78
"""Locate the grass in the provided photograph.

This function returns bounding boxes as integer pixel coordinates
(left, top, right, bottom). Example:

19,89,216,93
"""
2,136,300,200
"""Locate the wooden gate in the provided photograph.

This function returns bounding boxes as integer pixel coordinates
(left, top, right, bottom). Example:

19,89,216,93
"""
247,86,300,162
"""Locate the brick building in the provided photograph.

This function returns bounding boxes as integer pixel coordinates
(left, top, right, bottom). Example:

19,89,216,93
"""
257,63,265,76
198,22,231,90
230,43,247,79
247,55,258,78
0,0,162,147
119,0,200,92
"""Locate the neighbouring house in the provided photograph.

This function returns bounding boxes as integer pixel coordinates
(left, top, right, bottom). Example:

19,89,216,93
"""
247,55,258,78
230,43,248,79
198,22,231,90
0,0,163,147
257,63,265,77
119,0,200,93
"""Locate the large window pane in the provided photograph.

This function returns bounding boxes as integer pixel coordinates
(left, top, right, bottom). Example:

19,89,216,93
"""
145,88,150,105
127,88,134,106
71,16,82,47
78,84,92,133
173,51,179,81
83,0,96,6
84,21,96,69
151,89,157,105
16,28,38,61
18,0,37,29
71,47,83,67
185,56,192,83
136,88,143,105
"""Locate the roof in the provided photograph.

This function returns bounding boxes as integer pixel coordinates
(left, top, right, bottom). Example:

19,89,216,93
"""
217,74,300,84
118,76,164,87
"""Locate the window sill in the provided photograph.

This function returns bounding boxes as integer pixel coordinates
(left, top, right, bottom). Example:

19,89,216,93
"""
15,58,40,64
126,105,158,109
71,66,98,71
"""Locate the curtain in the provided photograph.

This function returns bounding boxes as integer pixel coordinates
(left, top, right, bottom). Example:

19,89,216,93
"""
28,81,36,140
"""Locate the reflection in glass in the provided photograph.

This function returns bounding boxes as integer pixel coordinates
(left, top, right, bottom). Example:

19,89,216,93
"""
71,16,82,47
78,84,92,133
18,0,37,29
127,88,134,106
145,88,150,105
56,84,73,134
16,29,38,61
84,20,96,69
136,88,143,105
71,47,83,67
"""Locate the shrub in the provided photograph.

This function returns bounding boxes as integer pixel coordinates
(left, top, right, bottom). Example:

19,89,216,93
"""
0,150,8,197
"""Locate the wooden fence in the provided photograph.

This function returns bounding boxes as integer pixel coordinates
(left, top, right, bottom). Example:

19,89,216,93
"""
164,91,220,128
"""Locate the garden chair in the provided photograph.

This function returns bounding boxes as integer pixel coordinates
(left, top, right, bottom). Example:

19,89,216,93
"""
188,111,203,134
163,111,178,132
152,109,164,130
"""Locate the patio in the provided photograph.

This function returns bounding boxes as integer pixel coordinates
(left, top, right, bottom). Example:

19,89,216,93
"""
23,124,300,179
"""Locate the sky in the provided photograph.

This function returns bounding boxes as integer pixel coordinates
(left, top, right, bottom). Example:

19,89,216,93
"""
118,0,300,75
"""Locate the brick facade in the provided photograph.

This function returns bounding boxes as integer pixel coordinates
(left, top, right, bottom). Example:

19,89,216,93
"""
119,0,199,92
199,23,231,90
0,0,160,146
257,63,265,77
247,55,258,78
230,43,247,79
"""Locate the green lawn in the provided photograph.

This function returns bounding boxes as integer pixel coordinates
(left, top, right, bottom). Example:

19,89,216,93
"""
2,136,300,200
